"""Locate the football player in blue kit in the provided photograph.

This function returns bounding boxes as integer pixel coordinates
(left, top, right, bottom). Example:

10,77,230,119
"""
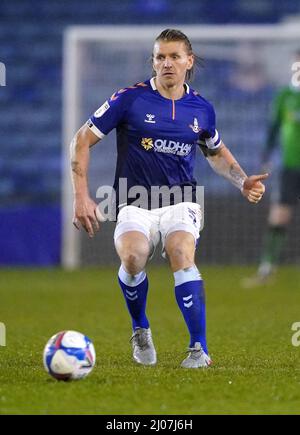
70,29,268,368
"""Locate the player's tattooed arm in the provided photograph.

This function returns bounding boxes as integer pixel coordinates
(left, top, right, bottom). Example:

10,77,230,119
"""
70,124,101,236
206,142,268,203
70,125,100,193
205,142,247,190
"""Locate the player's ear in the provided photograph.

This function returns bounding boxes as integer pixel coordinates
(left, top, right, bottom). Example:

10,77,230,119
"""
187,53,194,70
152,54,158,74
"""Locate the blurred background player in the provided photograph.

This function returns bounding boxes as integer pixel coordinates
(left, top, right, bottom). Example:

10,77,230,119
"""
70,29,267,368
244,50,300,286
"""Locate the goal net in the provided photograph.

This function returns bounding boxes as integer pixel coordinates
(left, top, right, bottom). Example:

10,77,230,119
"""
62,24,300,268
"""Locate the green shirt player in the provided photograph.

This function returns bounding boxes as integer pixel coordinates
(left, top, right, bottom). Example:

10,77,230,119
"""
246,51,300,285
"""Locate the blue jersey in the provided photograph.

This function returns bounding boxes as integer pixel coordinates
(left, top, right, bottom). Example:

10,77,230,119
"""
87,78,221,209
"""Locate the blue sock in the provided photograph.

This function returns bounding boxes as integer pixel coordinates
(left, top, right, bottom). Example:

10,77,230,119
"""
118,265,149,330
174,266,208,354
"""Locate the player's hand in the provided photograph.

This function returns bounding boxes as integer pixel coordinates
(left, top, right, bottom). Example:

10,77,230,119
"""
242,173,269,204
73,195,100,237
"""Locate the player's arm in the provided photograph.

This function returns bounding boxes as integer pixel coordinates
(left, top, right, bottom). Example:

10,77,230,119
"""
70,124,101,237
70,92,124,236
202,141,268,203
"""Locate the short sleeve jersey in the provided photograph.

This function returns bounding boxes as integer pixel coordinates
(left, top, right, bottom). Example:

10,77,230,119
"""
87,77,221,208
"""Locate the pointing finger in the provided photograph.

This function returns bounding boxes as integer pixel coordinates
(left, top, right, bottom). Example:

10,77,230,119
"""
251,173,269,182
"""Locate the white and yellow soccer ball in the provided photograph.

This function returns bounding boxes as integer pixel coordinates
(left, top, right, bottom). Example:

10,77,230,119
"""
43,330,96,381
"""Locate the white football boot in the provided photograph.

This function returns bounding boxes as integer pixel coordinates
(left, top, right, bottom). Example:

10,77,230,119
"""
130,328,157,366
181,342,212,368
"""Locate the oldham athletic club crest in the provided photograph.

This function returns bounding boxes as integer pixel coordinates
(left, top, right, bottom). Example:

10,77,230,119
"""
189,118,201,133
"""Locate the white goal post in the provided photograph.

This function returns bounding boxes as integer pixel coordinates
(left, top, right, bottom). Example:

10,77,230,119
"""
62,24,300,269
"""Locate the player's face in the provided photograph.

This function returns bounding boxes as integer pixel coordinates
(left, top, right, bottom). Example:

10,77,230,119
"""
152,41,194,87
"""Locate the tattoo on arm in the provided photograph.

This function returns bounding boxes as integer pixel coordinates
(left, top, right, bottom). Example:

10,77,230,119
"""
71,161,84,177
205,143,248,190
229,162,247,190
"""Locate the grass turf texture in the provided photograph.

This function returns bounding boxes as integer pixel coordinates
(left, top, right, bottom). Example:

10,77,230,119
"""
0,266,299,415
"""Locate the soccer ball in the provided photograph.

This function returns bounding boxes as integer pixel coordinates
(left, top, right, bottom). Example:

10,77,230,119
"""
43,330,96,381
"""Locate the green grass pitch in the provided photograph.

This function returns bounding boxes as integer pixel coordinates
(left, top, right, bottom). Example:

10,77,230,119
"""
0,266,300,415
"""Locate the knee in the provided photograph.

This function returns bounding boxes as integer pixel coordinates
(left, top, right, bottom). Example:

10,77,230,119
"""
168,245,184,261
167,244,194,271
115,232,150,275
122,253,143,275
121,245,149,275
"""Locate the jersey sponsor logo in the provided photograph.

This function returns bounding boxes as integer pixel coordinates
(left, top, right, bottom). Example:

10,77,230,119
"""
141,138,193,156
94,101,110,118
189,117,201,133
141,138,154,150
145,114,156,124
